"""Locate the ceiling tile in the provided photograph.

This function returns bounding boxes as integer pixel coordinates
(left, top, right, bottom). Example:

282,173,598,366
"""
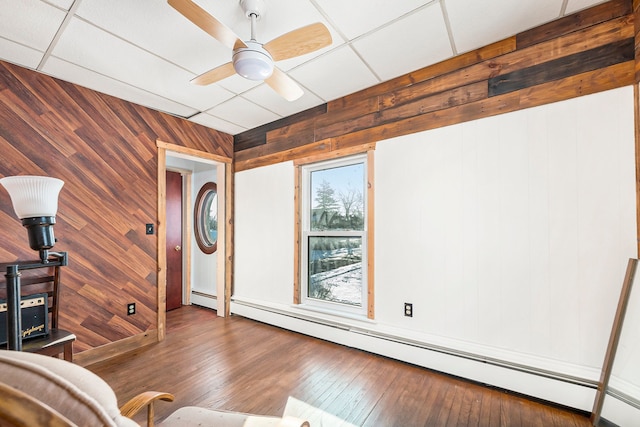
0,38,43,69
45,0,75,11
237,0,337,45
206,97,281,129
0,0,621,136
446,0,563,54
565,0,608,14
76,0,228,76
313,0,432,41
216,74,263,95
50,17,235,111
353,3,452,82
289,45,379,102
0,0,67,52
189,112,247,135
242,82,325,118
41,57,199,118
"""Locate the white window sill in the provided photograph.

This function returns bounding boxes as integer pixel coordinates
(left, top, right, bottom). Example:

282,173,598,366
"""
292,303,375,324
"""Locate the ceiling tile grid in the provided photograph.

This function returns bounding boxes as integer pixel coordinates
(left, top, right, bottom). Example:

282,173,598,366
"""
444,0,565,54
351,2,453,82
0,0,610,135
0,38,43,69
0,0,66,53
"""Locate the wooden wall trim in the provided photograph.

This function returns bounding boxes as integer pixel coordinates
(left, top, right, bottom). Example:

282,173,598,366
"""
332,38,518,111
292,142,377,167
157,140,233,318
635,83,640,257
75,330,158,367
157,140,232,164
633,1,640,255
216,162,228,316
234,104,328,152
234,0,634,172
634,0,640,81
157,146,167,342
293,166,301,305
366,150,375,320
224,162,234,317
182,170,193,306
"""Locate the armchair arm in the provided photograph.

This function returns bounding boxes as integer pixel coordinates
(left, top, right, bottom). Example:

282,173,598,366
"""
120,391,175,427
0,382,76,427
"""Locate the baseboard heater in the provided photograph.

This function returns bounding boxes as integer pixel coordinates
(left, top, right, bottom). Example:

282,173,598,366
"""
606,387,640,412
231,298,597,390
191,291,216,299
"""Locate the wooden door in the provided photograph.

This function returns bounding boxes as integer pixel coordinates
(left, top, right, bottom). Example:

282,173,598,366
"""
166,171,183,311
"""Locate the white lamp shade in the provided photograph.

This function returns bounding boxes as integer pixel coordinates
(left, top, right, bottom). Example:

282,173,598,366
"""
0,176,64,219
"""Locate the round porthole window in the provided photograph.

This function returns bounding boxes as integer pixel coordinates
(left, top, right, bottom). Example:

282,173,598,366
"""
194,182,218,254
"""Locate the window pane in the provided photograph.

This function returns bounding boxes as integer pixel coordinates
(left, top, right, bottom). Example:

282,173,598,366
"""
308,236,362,307
310,163,364,231
203,191,218,243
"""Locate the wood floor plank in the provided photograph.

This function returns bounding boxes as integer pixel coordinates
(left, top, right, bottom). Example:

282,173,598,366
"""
460,387,484,427
87,306,593,427
488,390,504,427
445,385,468,426
329,356,399,425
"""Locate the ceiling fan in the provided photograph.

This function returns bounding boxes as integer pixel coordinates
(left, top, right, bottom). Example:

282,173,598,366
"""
168,0,332,101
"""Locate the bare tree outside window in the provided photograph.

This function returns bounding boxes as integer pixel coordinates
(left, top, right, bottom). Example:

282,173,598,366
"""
307,161,365,307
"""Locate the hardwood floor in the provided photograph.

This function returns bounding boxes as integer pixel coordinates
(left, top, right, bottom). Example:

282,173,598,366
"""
87,305,593,426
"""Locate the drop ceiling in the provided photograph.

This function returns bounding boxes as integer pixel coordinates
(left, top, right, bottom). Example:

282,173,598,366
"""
0,0,608,136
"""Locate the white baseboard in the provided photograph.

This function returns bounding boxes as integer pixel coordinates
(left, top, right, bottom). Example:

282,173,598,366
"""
190,292,217,310
230,297,597,412
601,392,640,427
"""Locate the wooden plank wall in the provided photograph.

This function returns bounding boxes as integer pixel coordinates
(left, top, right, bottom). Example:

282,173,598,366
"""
0,61,233,354
234,0,635,171
634,0,640,257
635,0,640,80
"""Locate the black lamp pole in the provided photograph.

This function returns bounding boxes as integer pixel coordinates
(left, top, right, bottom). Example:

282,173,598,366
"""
4,265,21,351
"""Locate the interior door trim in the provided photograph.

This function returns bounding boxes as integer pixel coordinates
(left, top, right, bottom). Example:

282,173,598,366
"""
156,140,231,341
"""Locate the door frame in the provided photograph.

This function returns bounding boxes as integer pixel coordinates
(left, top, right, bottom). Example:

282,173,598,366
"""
156,140,232,341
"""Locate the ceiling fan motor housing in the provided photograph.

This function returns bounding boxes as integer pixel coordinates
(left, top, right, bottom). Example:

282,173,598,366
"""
233,40,274,80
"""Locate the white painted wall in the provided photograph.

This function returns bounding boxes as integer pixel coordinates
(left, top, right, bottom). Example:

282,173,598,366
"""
375,86,636,370
233,86,638,410
235,161,295,304
191,162,218,298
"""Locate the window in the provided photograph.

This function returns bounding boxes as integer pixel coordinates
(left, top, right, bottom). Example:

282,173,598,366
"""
194,182,218,254
299,154,371,317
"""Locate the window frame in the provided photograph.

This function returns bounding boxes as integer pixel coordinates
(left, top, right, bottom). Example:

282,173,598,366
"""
194,182,218,254
294,149,375,319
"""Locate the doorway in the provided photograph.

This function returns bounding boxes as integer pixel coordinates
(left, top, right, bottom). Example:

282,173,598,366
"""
156,141,230,342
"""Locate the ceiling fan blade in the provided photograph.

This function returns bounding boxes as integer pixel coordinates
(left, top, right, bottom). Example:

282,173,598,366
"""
168,0,247,50
265,67,304,101
264,22,332,62
191,62,236,85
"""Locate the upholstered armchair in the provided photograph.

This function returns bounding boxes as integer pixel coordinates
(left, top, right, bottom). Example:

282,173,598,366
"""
0,350,309,427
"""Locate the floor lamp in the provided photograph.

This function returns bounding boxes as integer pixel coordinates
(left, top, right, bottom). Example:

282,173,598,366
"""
0,175,64,351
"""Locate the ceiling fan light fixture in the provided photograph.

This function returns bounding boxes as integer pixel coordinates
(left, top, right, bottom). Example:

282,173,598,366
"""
233,41,274,81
